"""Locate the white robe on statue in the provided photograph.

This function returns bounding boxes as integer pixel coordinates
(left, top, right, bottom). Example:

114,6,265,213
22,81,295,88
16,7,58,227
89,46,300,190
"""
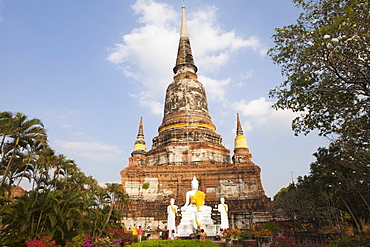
218,203,229,229
167,204,178,231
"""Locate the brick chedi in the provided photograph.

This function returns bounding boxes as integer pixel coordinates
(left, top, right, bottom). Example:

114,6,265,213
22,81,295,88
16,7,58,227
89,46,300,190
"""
120,6,271,229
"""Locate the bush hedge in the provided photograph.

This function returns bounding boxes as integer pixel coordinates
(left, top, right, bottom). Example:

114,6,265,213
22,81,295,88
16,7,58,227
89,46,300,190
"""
131,239,218,247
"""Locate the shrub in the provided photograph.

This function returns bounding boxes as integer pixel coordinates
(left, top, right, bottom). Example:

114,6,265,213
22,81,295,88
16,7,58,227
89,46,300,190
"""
108,229,134,243
263,222,280,234
93,237,111,246
131,239,218,246
142,183,150,190
239,232,255,240
254,229,272,237
25,236,56,247
327,233,370,247
67,233,91,247
222,228,242,240
271,235,296,247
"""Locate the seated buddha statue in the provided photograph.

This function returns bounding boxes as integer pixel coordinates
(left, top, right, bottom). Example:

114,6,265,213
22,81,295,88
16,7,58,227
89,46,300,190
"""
182,176,206,211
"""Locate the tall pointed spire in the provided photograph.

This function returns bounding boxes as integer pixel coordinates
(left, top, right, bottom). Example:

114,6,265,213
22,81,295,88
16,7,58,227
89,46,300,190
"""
232,113,251,163
137,117,144,139
148,5,230,166
173,6,198,75
234,113,248,149
159,5,215,137
236,113,244,136
180,5,188,38
132,117,146,157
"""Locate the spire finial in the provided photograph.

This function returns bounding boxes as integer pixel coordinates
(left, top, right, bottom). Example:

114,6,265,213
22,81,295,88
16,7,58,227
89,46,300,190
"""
138,116,144,138
180,5,188,38
132,117,146,156
236,113,244,136
234,113,248,149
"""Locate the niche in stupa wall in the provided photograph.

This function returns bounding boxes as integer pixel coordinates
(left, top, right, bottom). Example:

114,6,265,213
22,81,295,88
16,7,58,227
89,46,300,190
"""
124,181,141,199
206,179,262,200
124,178,173,201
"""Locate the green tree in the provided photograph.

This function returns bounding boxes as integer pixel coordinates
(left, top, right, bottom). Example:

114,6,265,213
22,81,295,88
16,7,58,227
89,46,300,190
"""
0,112,130,245
275,142,370,232
0,188,89,246
269,0,370,233
0,112,14,160
274,184,320,230
268,0,369,142
307,142,369,231
98,183,129,237
0,112,47,189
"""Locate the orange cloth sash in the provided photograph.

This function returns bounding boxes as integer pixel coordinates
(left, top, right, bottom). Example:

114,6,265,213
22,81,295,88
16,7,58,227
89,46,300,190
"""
190,190,206,210
222,203,228,213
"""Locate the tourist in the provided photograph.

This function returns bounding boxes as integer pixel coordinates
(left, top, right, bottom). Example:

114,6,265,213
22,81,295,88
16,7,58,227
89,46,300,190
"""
137,226,143,242
251,223,256,232
146,226,151,240
162,230,169,240
197,229,207,242
132,225,138,236
169,229,176,240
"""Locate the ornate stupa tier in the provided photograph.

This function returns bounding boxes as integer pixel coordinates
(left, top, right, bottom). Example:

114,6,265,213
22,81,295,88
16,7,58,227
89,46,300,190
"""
159,78,214,133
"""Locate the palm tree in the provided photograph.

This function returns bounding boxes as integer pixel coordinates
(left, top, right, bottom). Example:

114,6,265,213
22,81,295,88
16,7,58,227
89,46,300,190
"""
0,111,14,162
31,147,56,192
6,140,47,198
0,112,47,189
98,183,129,237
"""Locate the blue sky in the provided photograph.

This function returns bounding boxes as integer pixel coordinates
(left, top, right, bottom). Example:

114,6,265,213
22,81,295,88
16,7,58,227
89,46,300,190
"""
0,0,328,198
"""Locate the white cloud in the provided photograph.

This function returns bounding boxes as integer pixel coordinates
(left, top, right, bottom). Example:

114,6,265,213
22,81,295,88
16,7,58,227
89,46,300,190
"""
242,121,253,132
107,0,265,114
56,140,124,163
107,0,178,96
132,0,177,25
234,70,254,87
200,75,231,101
240,70,253,80
129,91,164,115
73,132,87,136
232,97,299,135
233,97,271,118
190,8,265,73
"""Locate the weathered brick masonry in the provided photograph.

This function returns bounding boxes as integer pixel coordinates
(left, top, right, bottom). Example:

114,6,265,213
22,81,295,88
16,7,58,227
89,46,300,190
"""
120,6,272,229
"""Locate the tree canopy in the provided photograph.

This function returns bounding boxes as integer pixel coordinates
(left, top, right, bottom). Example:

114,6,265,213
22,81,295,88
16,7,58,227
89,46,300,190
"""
0,111,129,246
270,0,370,232
268,0,369,144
